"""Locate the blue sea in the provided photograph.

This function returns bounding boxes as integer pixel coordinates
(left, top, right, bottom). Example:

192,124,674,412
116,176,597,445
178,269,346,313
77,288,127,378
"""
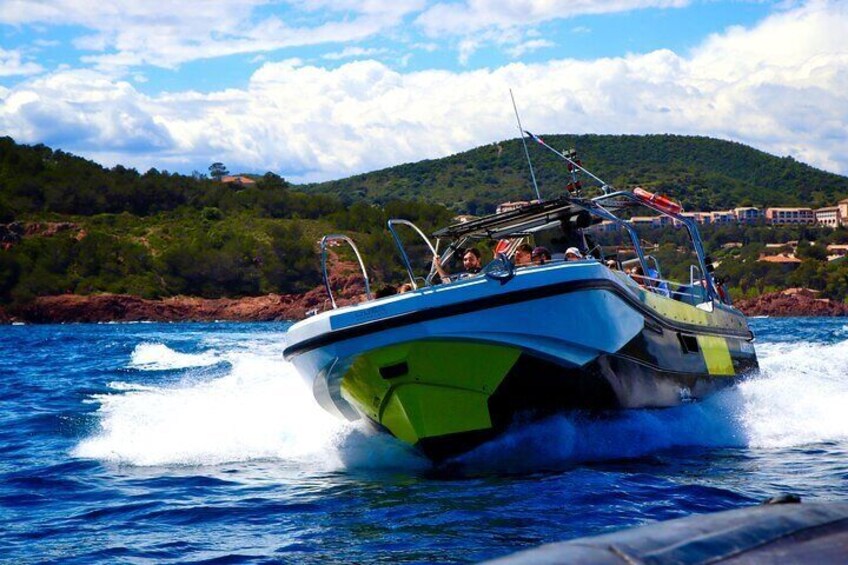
2,318,848,563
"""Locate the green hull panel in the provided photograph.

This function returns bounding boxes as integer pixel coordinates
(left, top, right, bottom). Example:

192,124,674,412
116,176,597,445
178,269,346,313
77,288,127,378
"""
340,341,521,444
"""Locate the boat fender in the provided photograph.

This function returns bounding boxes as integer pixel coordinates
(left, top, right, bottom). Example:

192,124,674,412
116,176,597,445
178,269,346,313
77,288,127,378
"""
485,253,515,284
633,187,683,215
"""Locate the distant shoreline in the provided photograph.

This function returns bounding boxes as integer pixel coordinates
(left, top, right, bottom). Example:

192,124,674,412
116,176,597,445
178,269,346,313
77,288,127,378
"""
1,287,846,324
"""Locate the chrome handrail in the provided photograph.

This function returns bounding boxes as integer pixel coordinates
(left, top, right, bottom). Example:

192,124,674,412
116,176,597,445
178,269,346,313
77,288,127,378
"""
387,219,439,290
320,234,372,309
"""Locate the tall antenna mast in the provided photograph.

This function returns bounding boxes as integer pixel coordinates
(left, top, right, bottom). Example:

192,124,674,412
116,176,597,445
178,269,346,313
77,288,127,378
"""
510,89,541,201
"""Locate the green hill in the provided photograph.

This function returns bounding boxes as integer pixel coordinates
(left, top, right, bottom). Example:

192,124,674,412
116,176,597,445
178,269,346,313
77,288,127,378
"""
3,135,848,309
303,134,848,213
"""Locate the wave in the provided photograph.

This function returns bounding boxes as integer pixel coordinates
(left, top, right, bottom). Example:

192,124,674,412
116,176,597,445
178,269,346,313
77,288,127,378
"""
75,350,355,467
76,334,848,471
129,342,221,371
457,338,848,470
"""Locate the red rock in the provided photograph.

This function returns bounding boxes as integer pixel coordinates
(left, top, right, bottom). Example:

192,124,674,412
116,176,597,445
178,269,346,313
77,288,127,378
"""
735,288,848,317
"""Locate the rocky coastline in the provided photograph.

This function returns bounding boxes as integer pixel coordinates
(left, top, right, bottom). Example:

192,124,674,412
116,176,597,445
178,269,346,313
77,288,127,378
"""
733,288,848,317
1,285,845,324
0,273,367,324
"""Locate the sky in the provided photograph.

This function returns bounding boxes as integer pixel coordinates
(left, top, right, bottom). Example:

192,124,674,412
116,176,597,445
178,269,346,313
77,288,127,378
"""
0,0,846,184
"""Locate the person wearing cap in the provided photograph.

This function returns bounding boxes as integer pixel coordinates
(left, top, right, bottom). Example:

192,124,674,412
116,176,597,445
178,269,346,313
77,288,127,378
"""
564,247,583,261
513,243,533,266
532,246,552,265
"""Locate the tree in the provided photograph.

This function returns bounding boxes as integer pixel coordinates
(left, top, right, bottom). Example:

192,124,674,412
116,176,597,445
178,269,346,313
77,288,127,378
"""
208,162,229,181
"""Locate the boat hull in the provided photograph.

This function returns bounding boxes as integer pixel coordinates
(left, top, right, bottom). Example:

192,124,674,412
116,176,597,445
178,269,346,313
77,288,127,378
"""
284,262,757,460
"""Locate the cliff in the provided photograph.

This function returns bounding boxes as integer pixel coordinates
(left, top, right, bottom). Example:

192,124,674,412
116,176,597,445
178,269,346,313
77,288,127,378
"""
2,273,366,324
735,288,848,317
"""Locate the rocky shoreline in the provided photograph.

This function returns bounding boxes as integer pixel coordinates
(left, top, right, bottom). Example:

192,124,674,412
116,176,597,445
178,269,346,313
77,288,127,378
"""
1,286,845,324
733,288,848,317
0,273,368,324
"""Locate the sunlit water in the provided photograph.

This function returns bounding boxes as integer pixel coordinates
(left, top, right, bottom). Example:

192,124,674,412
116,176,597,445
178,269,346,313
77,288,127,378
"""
2,318,848,563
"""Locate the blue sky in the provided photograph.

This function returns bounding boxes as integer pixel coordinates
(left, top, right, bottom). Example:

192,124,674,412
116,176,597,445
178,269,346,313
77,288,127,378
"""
0,1,846,183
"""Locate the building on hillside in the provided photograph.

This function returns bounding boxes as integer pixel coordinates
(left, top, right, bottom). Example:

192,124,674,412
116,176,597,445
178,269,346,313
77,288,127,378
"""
593,220,618,233
733,207,761,224
838,199,848,225
826,244,848,261
630,215,671,228
710,210,735,225
496,200,540,214
757,253,801,265
220,175,257,186
674,212,712,226
815,206,842,228
765,207,815,225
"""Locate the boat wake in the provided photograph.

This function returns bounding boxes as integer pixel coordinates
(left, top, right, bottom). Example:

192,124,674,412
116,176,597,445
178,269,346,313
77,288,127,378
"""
130,342,222,370
75,337,848,471
75,342,427,470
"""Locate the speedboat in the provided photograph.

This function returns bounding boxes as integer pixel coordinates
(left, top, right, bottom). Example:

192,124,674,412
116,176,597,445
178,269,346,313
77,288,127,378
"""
283,144,758,461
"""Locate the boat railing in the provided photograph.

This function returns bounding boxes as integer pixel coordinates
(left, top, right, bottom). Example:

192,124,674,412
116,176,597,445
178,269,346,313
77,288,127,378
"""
320,234,372,309
633,272,710,304
387,219,439,290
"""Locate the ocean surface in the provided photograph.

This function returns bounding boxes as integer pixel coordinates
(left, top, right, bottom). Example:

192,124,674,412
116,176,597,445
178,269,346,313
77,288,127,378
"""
2,318,848,563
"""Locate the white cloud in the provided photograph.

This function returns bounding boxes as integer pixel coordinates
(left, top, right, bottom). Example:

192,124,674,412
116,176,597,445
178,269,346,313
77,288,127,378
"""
506,39,555,58
416,0,689,36
0,1,845,182
0,47,43,77
0,0,420,71
323,46,389,60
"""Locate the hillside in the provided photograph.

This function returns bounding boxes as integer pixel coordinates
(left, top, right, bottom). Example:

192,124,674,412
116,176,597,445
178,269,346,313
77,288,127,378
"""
3,135,848,317
303,135,848,213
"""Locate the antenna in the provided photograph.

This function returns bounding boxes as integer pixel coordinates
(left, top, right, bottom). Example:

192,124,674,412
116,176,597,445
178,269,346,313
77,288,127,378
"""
510,89,541,201
524,130,612,195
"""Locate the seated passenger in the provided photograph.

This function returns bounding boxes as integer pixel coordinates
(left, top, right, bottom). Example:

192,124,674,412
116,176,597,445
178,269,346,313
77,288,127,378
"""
374,285,397,298
646,267,671,297
514,243,533,266
397,283,414,294
532,246,552,265
565,247,583,261
433,248,483,283
629,264,646,287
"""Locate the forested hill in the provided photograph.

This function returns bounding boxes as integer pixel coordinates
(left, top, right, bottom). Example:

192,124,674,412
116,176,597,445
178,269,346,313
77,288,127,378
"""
304,135,848,213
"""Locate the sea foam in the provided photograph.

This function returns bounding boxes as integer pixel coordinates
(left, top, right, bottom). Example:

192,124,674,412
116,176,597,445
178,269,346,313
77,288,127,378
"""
76,334,848,470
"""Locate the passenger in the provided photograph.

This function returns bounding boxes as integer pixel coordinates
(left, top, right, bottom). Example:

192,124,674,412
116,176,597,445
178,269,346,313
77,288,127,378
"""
565,247,583,261
514,243,533,266
531,246,552,265
397,282,414,294
433,248,483,283
374,285,398,298
629,264,646,287
647,267,671,297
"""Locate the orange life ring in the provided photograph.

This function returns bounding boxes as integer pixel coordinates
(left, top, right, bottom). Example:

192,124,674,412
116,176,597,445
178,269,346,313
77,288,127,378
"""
633,187,683,215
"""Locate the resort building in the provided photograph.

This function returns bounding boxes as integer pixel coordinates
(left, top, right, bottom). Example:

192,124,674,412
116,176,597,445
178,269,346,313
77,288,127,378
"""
710,210,735,225
839,199,848,224
674,212,712,226
826,244,848,261
764,207,815,225
815,206,842,228
630,215,672,228
496,200,541,214
733,207,761,224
